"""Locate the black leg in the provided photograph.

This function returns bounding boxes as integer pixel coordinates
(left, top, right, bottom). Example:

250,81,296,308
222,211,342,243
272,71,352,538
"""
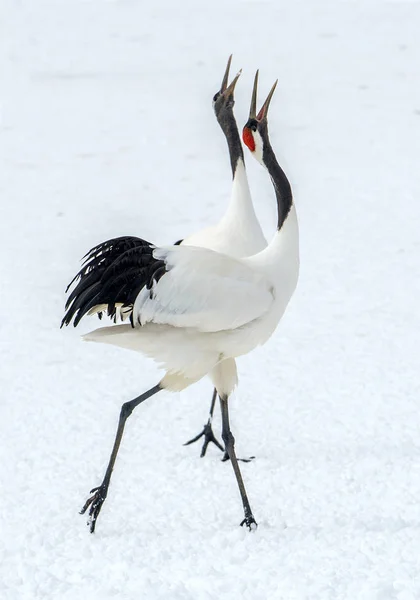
80,383,162,533
184,388,225,456
220,394,257,531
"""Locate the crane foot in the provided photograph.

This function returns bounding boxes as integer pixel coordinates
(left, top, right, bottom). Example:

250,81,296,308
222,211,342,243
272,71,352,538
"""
184,422,255,463
240,515,258,531
184,421,224,457
221,451,255,463
80,484,108,533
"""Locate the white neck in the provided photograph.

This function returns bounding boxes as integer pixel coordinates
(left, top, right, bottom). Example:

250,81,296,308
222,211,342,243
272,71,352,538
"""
248,203,299,287
267,203,299,262
252,131,264,165
220,158,260,230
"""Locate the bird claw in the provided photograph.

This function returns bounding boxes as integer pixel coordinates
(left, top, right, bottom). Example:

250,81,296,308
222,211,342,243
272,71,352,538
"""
240,515,258,531
184,421,224,457
221,451,255,463
185,423,255,462
80,484,108,533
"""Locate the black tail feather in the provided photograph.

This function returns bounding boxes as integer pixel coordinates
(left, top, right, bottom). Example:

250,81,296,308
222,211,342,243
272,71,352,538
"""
61,236,167,328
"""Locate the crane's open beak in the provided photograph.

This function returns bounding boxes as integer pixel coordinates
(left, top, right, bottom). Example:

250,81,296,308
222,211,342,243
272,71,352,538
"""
249,70,259,119
220,55,233,93
249,70,278,121
220,55,242,98
243,71,278,152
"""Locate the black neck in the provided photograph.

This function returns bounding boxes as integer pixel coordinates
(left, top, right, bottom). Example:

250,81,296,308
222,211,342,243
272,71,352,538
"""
260,123,293,230
217,109,244,177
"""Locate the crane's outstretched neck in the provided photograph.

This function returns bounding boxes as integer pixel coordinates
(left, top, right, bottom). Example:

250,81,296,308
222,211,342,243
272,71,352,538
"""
217,109,265,248
217,109,244,178
245,119,299,289
259,123,293,231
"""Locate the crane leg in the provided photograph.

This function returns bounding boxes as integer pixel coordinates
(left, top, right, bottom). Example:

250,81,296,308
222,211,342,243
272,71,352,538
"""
80,383,162,533
219,394,257,531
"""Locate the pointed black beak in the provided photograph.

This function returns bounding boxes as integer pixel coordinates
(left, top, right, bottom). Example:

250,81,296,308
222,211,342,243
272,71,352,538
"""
248,70,278,122
249,70,259,119
219,54,242,99
220,55,233,93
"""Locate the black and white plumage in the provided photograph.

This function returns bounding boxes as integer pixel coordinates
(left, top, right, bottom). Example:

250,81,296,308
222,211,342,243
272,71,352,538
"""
181,57,266,256
61,236,166,328
65,240,274,341
181,56,267,456
62,67,299,534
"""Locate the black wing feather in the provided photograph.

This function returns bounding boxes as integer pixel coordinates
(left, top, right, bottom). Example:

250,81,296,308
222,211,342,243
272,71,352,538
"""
61,236,167,328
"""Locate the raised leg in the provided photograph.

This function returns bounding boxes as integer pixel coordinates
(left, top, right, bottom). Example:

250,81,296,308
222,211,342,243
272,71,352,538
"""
80,383,162,533
184,388,224,456
220,394,257,530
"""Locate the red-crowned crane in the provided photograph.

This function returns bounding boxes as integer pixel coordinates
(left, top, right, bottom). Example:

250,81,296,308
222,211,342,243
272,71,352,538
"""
62,70,299,533
182,56,266,458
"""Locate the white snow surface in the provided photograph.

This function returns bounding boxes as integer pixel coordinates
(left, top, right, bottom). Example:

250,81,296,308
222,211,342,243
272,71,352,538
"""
1,1,420,598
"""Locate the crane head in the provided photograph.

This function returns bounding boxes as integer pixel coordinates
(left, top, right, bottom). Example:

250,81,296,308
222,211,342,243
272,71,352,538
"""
212,55,242,119
242,71,278,162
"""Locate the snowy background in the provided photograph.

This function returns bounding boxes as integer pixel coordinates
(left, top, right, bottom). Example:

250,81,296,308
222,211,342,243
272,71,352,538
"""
1,0,420,598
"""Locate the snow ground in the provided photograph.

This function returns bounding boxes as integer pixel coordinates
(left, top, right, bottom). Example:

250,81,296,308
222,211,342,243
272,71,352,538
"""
1,0,420,598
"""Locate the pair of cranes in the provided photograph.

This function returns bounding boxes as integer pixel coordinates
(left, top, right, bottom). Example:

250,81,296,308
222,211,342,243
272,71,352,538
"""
62,56,300,533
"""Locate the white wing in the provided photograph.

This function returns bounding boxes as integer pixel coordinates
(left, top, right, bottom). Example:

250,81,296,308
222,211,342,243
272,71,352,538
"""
133,245,274,333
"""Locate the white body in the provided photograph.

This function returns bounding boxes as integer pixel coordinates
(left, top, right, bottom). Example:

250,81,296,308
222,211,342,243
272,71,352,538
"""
84,114,300,397
85,155,271,396
85,204,299,394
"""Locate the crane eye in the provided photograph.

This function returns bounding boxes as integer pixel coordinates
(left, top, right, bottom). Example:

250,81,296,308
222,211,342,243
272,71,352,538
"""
212,92,220,104
246,118,258,132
